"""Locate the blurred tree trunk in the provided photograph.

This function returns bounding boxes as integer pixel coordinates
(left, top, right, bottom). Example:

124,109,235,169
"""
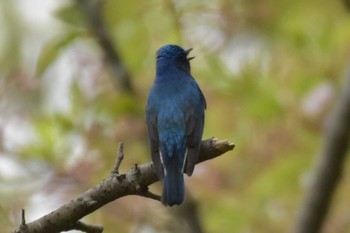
292,65,350,233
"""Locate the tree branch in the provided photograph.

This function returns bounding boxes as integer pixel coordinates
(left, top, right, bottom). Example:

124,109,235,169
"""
111,142,124,174
12,138,234,233
292,66,350,233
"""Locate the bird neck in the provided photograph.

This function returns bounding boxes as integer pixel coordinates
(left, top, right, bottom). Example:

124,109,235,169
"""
156,59,191,81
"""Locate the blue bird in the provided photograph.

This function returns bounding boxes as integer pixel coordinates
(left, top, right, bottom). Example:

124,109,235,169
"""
146,44,206,206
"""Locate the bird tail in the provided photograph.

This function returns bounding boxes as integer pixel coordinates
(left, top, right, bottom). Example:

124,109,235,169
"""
162,154,185,206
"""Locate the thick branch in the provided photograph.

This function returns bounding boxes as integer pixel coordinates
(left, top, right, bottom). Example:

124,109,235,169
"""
292,66,350,233
12,138,234,233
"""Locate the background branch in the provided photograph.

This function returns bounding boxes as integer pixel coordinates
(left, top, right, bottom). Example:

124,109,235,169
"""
76,0,134,93
292,65,350,233
12,138,234,233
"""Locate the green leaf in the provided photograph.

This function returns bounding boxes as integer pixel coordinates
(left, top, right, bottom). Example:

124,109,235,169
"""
36,31,81,76
54,2,86,27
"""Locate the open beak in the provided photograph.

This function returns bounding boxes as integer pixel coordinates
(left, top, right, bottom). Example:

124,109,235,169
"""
185,48,195,60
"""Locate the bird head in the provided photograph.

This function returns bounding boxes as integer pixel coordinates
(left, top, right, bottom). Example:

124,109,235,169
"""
156,44,194,74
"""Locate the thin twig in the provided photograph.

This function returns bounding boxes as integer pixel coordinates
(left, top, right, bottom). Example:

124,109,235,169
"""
111,142,124,174
21,209,25,226
70,221,103,233
138,189,162,201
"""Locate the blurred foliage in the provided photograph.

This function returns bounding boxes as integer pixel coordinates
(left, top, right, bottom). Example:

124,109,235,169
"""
1,0,350,233
36,31,83,76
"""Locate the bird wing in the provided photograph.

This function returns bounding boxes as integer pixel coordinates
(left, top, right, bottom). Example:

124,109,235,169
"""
184,81,206,176
146,100,164,179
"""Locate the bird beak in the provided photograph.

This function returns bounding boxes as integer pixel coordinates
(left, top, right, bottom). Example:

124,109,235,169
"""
185,48,195,60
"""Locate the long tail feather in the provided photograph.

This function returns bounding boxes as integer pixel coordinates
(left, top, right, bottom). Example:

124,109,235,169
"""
162,154,184,206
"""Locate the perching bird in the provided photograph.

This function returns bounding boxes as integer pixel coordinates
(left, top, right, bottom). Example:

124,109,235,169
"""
146,44,206,206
